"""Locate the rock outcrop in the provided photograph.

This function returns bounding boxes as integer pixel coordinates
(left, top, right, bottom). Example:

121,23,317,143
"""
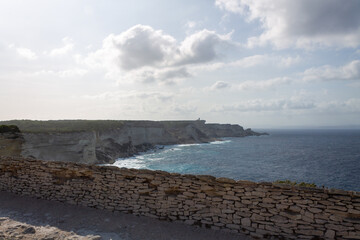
0,120,266,164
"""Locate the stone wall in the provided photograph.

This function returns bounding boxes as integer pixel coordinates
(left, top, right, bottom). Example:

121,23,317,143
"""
0,156,359,239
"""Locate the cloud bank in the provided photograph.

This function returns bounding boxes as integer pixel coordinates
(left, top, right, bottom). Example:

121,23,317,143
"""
213,98,360,114
303,60,360,82
214,98,316,112
216,0,360,49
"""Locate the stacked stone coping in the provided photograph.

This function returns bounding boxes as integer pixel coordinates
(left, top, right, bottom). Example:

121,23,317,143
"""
0,156,359,239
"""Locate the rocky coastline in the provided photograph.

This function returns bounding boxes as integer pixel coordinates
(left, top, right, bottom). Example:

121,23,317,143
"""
0,120,267,164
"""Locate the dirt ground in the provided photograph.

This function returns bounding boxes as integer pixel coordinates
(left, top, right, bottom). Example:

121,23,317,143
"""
0,191,250,240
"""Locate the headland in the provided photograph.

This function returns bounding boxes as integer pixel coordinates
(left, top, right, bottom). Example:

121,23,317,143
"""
0,119,266,164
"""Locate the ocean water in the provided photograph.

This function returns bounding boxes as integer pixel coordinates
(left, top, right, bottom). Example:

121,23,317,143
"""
112,129,360,191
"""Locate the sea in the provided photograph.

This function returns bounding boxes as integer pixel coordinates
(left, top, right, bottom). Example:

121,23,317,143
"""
111,129,360,192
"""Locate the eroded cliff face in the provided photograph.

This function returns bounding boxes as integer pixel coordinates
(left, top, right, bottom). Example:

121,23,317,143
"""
0,132,23,157
21,131,98,164
0,120,265,164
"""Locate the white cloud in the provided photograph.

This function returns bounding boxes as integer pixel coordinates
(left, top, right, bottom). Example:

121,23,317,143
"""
189,54,299,76
84,25,232,84
216,0,360,49
236,77,292,90
16,47,37,60
213,95,360,114
32,68,88,78
84,90,174,102
106,25,176,70
317,98,360,113
344,99,360,112
280,56,301,67
215,0,246,14
188,62,225,72
176,29,232,65
120,67,190,85
210,81,230,90
229,54,268,68
214,97,315,112
206,77,291,92
228,54,300,68
49,37,74,56
82,90,199,119
205,60,359,92
303,60,360,81
170,104,198,114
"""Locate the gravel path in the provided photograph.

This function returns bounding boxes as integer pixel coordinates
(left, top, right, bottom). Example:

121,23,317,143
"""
0,191,250,240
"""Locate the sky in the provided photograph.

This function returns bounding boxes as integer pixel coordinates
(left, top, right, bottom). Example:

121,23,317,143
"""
1,0,360,128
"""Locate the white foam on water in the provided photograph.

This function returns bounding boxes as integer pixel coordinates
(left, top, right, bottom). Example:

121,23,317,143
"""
171,147,182,151
177,143,203,147
112,157,146,169
151,157,164,161
210,140,231,145
161,147,181,154
109,141,215,170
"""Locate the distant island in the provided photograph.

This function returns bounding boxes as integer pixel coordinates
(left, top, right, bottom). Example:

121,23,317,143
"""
0,119,267,164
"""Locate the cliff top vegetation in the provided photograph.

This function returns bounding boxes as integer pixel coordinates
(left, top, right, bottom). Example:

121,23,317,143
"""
0,120,204,133
0,120,126,133
274,180,317,188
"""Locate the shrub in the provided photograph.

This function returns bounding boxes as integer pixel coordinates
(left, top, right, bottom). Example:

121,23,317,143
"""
0,125,20,133
274,180,317,188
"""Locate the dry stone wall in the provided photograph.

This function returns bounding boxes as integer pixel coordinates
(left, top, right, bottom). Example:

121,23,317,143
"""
0,156,359,239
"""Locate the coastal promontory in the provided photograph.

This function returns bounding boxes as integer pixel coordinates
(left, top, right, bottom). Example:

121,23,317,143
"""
0,119,266,164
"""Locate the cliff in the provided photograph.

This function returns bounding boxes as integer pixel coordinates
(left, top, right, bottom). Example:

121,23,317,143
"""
0,120,266,164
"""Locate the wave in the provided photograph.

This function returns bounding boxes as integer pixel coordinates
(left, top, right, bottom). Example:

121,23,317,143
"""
113,158,146,169
177,143,203,147
210,140,231,145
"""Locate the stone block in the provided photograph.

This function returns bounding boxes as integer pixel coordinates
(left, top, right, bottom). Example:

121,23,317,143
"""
270,215,288,224
324,229,335,239
307,207,323,214
241,218,251,227
325,223,352,232
223,195,240,201
226,224,240,230
251,213,265,221
295,229,323,236
222,209,235,214
252,191,266,197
